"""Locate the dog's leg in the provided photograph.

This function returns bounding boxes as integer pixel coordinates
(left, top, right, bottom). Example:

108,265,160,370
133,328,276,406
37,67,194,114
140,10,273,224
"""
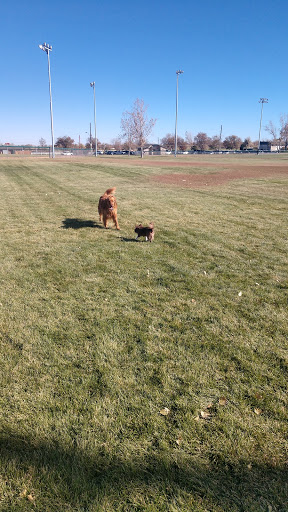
113,216,120,230
145,236,148,241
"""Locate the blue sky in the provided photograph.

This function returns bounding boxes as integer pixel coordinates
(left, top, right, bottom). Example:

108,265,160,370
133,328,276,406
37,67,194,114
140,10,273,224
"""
1,0,287,146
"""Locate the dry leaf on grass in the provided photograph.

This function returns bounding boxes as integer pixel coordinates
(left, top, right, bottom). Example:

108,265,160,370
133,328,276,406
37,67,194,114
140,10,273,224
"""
254,408,263,415
27,494,35,502
20,489,27,498
254,392,263,400
238,291,242,297
219,397,227,406
200,410,212,419
159,407,170,416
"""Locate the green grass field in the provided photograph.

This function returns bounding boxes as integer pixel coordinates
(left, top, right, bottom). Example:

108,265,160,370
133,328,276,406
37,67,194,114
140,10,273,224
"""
0,155,287,511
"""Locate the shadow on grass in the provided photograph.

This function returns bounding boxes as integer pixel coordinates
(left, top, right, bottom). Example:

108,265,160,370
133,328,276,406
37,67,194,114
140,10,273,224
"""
121,237,138,242
0,430,287,510
62,218,102,229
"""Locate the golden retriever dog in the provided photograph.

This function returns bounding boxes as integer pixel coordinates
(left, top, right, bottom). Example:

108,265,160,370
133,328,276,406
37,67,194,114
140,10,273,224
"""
98,187,120,230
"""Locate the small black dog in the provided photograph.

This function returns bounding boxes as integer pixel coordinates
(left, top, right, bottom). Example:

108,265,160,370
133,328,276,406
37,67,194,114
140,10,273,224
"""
135,222,154,242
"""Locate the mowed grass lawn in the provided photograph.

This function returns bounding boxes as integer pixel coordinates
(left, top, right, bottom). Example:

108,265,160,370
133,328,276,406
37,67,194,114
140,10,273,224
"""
0,155,287,512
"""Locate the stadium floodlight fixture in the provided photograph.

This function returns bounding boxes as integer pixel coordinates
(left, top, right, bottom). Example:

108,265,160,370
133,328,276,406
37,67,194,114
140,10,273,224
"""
175,70,184,157
39,42,55,158
258,98,268,154
39,43,52,52
90,81,97,157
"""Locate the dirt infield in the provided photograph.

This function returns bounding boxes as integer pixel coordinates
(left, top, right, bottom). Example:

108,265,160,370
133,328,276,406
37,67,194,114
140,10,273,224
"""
150,162,288,188
98,154,288,188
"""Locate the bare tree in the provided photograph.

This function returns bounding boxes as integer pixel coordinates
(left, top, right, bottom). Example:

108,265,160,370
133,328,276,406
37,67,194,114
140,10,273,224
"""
177,136,187,151
111,138,122,151
55,136,75,148
160,133,186,151
160,133,175,151
126,98,156,158
39,137,46,147
280,115,288,149
185,131,194,149
265,121,280,151
265,114,288,151
208,135,221,150
85,137,100,151
222,135,242,150
120,112,134,154
265,120,279,140
194,132,210,151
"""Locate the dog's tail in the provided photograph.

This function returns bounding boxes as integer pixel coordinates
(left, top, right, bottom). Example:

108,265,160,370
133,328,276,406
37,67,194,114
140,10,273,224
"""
104,187,116,196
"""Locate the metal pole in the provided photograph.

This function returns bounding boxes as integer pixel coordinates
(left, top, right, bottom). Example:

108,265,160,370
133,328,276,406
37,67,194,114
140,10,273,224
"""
47,49,55,158
174,70,183,157
258,102,264,153
175,74,179,158
93,85,97,157
90,82,97,157
258,98,268,153
219,125,222,152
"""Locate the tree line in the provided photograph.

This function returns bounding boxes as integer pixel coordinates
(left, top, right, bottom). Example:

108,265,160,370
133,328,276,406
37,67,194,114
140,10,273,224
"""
43,100,288,154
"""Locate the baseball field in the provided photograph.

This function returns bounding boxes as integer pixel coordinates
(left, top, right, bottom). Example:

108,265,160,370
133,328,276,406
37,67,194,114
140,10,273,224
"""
0,154,287,511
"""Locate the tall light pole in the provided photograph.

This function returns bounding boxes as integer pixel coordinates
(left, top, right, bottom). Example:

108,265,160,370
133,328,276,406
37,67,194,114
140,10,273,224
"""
175,70,184,157
219,124,223,153
258,98,268,153
39,43,55,158
90,82,97,156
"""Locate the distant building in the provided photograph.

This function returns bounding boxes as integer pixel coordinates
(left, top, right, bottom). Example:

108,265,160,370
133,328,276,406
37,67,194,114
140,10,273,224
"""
141,144,167,155
259,141,280,152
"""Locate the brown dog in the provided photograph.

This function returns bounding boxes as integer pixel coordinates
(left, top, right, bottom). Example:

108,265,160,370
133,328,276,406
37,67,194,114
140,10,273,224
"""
135,222,154,242
98,187,120,230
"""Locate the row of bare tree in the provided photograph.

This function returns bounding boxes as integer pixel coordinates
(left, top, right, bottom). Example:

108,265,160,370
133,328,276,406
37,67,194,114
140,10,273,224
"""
47,99,288,154
264,115,288,150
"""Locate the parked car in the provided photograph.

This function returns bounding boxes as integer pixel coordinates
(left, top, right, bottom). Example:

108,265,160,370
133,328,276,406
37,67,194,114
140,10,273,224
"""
62,151,73,156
